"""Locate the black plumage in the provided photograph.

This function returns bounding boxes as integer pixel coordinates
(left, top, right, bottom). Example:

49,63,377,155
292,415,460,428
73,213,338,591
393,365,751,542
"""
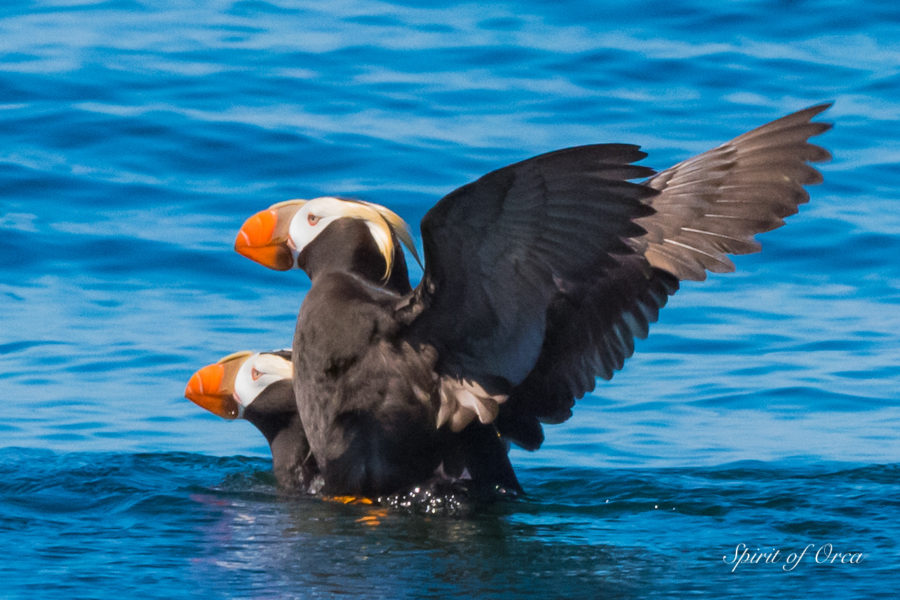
236,104,832,496
185,347,521,498
241,373,319,492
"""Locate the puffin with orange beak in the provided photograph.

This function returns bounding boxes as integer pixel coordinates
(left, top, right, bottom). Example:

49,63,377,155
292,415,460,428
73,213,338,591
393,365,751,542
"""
185,349,523,498
184,350,321,492
235,199,418,295
235,105,832,497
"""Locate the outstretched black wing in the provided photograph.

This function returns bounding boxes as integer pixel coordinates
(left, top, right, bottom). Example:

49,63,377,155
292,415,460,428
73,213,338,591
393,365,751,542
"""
406,106,831,447
497,104,832,449
496,256,679,449
407,144,658,388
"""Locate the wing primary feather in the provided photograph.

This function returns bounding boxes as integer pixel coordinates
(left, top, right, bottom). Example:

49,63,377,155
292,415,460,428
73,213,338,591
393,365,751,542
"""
408,106,829,450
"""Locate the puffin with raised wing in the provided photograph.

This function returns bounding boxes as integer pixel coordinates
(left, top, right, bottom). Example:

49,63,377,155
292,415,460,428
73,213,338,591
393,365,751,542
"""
234,104,832,496
184,348,522,498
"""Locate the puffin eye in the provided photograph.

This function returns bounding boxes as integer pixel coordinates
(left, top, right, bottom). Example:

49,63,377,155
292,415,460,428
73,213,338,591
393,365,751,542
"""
251,367,262,381
308,214,320,226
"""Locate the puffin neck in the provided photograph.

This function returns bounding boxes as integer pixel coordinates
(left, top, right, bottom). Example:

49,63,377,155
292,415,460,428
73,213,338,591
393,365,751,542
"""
243,408,298,445
267,412,317,491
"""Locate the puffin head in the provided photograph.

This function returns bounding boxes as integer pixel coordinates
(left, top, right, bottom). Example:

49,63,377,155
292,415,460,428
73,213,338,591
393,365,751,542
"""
234,197,420,282
184,350,294,421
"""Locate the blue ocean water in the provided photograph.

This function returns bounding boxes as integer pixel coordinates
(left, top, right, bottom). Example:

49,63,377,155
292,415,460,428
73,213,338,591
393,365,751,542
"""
1,0,898,598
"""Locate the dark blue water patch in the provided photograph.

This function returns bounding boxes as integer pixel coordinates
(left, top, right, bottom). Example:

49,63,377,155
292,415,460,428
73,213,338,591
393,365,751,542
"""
834,365,900,381
860,73,900,95
689,386,894,411
788,337,880,353
5,0,149,17
227,0,301,16
0,167,88,211
636,330,787,354
477,16,525,31
727,362,809,377
0,226,293,292
0,449,895,599
0,70,113,106
0,340,67,355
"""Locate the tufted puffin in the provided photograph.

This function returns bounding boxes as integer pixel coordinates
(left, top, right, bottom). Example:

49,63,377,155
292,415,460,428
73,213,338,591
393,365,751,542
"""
184,350,321,492
234,104,832,496
185,349,522,498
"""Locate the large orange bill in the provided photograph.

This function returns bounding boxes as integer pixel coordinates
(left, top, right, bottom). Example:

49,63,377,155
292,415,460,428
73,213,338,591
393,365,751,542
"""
234,203,303,270
184,362,242,419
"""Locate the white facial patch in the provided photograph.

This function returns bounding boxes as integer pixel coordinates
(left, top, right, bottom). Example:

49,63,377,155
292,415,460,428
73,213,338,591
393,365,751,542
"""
233,352,293,412
285,196,400,279
287,197,355,259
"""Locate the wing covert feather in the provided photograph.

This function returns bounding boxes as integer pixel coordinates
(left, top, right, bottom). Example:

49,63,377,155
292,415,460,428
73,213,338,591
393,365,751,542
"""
404,106,830,448
411,145,658,386
496,256,679,449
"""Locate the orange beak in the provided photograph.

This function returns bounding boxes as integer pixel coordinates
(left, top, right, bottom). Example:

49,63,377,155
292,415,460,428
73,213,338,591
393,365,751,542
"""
184,362,242,420
234,202,304,270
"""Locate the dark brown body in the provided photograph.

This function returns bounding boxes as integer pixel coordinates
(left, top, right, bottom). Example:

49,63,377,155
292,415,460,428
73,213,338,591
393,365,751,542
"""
255,106,832,498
